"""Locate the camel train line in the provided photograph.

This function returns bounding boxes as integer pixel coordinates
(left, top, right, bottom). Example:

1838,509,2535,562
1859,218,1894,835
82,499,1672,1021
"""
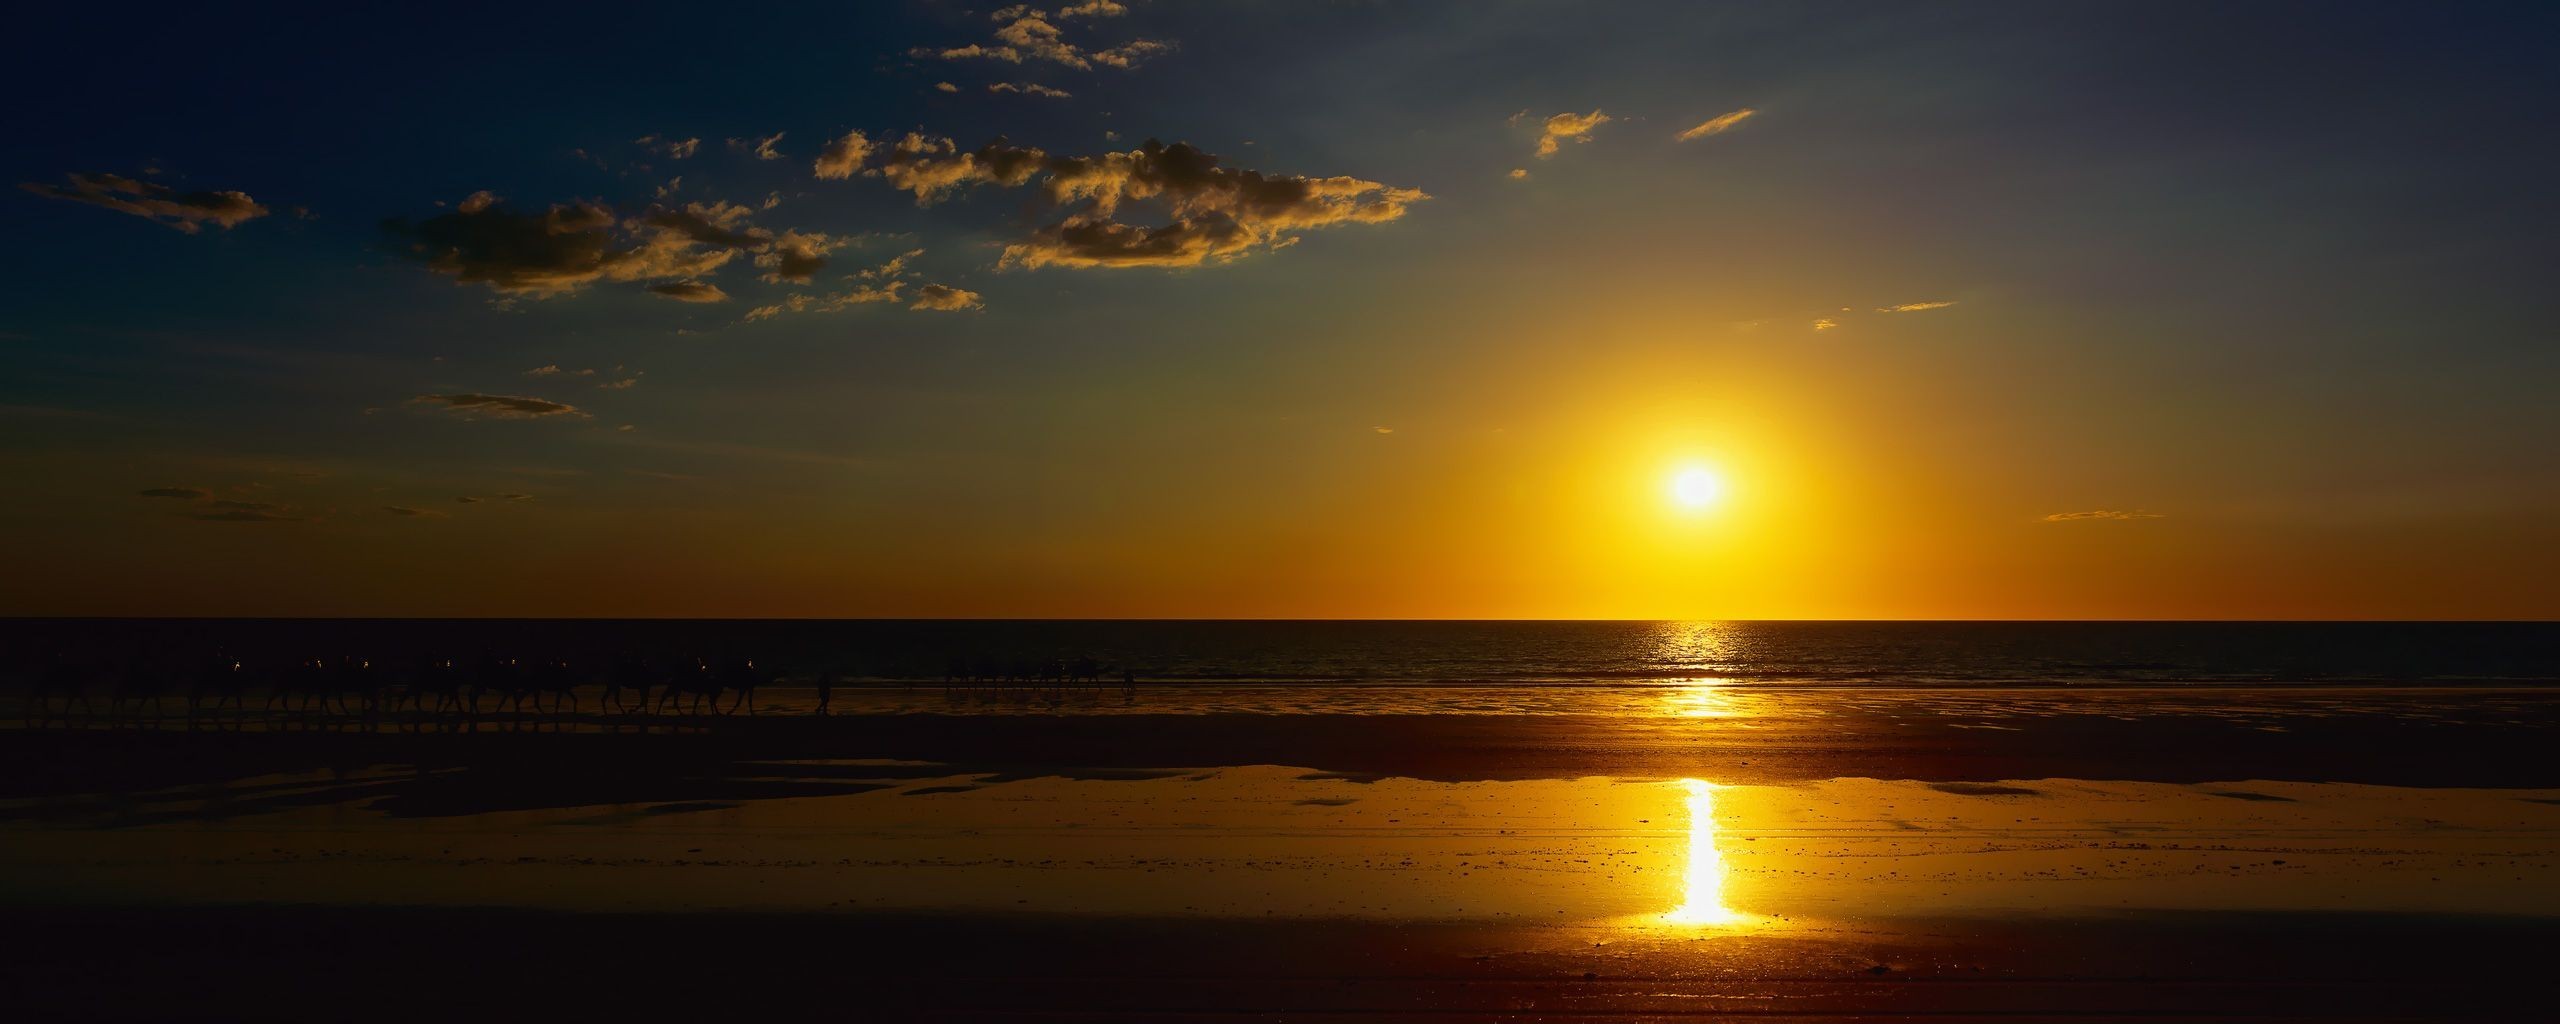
14,650,1138,726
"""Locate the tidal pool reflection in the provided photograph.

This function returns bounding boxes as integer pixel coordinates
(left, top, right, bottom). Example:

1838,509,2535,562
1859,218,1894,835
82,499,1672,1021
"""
1664,778,1744,925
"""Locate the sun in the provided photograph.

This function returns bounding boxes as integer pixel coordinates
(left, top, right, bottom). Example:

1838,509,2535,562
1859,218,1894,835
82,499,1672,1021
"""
1669,465,1726,510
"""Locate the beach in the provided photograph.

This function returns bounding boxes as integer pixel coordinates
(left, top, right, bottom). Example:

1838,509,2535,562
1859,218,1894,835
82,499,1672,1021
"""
5,683,2557,1019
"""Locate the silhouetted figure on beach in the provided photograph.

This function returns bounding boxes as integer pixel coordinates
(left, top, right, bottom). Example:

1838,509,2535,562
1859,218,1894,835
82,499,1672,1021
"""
602,656,654,714
188,654,249,721
718,657,764,714
1122,667,1137,703
30,655,98,723
815,670,835,715
658,658,720,716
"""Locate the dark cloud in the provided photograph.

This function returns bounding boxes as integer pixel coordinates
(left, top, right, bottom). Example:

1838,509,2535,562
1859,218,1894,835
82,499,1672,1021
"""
383,193,741,298
20,171,269,233
647,280,730,303
457,496,484,504
411,393,587,419
997,139,1427,269
874,134,1051,203
2044,509,2165,522
639,201,769,250
138,486,209,499
990,82,1072,98
498,493,534,502
911,283,984,311
384,505,448,518
756,229,842,283
839,135,1421,268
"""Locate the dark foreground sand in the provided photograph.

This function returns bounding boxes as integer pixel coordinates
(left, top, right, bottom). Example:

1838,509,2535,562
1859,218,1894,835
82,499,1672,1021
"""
7,906,2555,1021
3,688,2556,1020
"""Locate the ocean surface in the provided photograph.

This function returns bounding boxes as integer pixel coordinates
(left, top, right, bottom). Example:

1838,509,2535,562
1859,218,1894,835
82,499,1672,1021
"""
5,619,2551,688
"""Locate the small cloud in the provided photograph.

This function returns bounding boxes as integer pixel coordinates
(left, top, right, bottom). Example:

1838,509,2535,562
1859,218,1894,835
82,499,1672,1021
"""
1534,110,1611,159
2044,509,2165,522
20,171,269,233
1373,426,1393,434
989,82,1072,98
138,486,209,499
1877,300,1957,313
728,132,786,160
635,134,700,160
525,364,562,376
910,283,984,311
814,130,873,180
646,280,729,303
935,81,961,93
617,424,636,432
411,393,586,419
457,496,484,504
598,376,641,389
1674,108,1756,142
914,7,1173,70
1812,318,1838,330
499,493,535,502
384,505,448,518
1507,168,1528,180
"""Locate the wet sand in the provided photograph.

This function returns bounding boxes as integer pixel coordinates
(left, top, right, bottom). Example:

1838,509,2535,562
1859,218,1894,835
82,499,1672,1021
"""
4,687,2557,1019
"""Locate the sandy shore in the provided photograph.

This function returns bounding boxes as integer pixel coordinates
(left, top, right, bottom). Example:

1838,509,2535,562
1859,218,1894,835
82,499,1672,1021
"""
5,687,2557,1019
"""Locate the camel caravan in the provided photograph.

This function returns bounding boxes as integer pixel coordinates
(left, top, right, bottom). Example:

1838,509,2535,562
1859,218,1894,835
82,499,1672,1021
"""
11,649,1139,727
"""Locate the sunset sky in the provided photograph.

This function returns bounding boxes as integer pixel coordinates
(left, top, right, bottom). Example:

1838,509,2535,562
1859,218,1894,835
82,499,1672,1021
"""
4,2,2554,619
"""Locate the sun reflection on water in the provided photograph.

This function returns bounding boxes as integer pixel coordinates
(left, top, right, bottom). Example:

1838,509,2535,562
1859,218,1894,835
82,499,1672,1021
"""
1665,778,1744,925
1663,678,1741,718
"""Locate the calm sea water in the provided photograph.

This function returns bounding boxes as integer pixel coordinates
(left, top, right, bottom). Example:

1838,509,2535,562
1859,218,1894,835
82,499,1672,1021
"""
4,620,2551,687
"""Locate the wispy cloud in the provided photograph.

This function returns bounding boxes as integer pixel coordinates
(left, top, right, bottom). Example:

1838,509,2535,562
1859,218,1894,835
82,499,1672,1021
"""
646,280,730,303
1534,110,1611,158
1674,108,1756,141
634,135,700,160
1878,300,1957,313
410,393,586,419
727,132,785,160
138,486,210,499
2043,509,2165,522
21,171,269,233
384,505,448,518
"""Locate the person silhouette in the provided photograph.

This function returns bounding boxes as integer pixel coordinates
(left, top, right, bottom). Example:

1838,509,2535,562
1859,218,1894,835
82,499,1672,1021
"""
815,670,836,715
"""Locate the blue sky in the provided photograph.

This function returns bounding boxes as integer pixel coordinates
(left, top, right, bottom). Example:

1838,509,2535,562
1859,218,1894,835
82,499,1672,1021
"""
4,1,2555,617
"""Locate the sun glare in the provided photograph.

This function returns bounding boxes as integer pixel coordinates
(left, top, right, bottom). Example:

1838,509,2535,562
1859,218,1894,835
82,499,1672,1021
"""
1670,465,1726,511
1666,778,1743,925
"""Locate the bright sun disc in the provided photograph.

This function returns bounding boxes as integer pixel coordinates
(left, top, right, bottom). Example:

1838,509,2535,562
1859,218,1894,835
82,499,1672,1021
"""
1670,466,1725,510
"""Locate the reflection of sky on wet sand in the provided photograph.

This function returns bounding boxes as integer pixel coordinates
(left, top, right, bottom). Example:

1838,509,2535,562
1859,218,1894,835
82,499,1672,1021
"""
8,766,2559,925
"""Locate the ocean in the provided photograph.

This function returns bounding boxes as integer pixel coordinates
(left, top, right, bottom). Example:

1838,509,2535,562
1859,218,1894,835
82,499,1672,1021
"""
5,619,2551,688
